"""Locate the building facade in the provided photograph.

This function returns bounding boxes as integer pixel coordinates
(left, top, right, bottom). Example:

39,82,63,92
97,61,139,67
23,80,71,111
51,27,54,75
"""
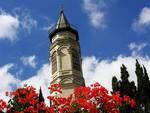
49,9,85,97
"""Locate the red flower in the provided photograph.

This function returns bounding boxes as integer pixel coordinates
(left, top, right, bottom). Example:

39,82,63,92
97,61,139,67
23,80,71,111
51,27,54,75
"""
0,99,7,111
2,82,136,113
48,83,62,93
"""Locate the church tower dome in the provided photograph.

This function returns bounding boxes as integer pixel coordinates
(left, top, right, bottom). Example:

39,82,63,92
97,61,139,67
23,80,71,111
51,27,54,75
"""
49,8,85,97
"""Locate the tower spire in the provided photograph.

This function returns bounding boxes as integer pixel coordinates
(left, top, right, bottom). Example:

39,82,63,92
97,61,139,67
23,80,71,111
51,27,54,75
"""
49,7,79,42
56,8,70,29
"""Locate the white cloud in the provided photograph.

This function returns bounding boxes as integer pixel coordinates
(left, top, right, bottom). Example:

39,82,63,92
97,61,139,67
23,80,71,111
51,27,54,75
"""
0,63,50,105
83,0,106,28
0,10,19,41
20,55,37,68
0,64,19,101
132,7,150,32
21,63,51,105
21,14,37,33
82,55,150,91
0,9,37,42
128,42,148,56
12,8,37,33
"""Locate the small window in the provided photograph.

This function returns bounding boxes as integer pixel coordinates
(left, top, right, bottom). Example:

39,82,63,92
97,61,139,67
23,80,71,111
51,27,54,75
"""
72,49,81,71
52,52,57,74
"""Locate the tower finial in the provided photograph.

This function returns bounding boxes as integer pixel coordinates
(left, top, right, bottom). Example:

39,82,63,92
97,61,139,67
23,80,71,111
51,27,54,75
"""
60,2,63,13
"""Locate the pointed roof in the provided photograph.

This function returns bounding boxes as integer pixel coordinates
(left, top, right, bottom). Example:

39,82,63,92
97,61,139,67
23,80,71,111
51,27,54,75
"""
49,8,79,42
55,9,70,29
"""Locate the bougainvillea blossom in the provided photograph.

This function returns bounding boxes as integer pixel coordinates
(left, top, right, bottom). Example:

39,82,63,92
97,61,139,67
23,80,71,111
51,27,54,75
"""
0,82,135,113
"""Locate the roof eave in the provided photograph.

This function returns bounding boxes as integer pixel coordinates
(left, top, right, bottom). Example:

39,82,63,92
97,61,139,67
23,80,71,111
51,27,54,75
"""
49,27,79,43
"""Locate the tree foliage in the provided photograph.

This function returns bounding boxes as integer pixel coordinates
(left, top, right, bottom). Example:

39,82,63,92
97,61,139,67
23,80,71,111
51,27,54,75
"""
112,60,150,113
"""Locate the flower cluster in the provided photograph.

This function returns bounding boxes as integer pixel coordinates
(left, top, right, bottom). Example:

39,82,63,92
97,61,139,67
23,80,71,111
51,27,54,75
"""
48,83,62,93
0,99,7,112
6,85,47,113
47,82,136,113
0,82,136,113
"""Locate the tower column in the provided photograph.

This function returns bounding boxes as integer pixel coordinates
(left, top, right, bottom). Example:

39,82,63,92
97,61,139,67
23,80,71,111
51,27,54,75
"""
68,48,73,70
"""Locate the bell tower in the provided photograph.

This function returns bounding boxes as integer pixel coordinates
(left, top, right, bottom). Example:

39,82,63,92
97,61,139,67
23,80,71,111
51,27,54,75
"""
49,9,85,97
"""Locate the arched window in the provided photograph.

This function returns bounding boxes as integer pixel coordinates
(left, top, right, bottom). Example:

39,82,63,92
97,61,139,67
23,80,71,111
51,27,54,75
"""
60,47,70,70
52,51,57,74
72,48,81,71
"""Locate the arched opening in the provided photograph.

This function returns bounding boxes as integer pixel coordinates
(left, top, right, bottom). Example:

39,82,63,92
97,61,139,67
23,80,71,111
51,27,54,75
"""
52,51,57,74
60,47,70,70
72,48,81,71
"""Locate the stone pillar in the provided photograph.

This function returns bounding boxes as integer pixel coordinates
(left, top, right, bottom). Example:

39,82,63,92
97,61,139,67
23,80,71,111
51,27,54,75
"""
68,47,72,70
56,50,61,76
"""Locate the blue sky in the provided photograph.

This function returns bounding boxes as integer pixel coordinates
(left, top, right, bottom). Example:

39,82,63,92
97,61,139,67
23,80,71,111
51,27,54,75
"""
0,0,150,104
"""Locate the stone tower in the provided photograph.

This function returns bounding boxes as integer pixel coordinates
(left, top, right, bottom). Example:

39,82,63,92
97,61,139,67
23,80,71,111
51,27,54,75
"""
49,9,85,97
